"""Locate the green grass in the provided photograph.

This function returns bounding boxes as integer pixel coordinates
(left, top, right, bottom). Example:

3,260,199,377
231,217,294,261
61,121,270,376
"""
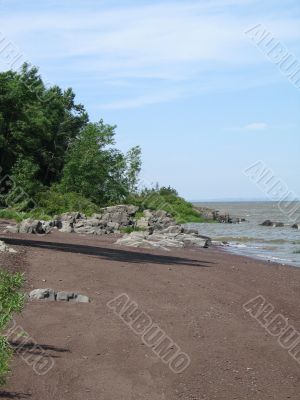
127,187,214,224
0,208,52,222
120,226,145,234
0,270,25,385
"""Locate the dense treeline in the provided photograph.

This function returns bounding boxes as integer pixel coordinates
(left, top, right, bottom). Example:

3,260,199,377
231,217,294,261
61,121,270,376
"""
0,64,206,224
0,64,141,214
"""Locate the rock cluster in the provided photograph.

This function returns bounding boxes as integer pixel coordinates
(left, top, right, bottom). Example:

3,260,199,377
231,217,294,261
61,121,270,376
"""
29,288,90,303
261,220,299,228
116,226,211,251
4,205,213,251
5,205,139,235
135,209,176,232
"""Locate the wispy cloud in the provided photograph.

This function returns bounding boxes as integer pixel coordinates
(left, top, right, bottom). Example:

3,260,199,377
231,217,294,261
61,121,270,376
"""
243,122,268,131
1,0,300,108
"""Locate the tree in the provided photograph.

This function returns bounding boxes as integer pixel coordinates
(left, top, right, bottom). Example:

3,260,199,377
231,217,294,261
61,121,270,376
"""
0,63,88,187
59,120,141,205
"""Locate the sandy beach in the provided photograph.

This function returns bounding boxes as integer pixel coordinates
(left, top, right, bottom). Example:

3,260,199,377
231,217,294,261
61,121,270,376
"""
0,229,299,400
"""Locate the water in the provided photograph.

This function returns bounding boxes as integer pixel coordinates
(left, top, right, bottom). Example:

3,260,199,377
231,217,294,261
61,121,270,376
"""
189,202,300,267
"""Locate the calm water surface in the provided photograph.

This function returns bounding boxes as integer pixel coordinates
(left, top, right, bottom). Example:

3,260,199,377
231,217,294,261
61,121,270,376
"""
189,202,300,267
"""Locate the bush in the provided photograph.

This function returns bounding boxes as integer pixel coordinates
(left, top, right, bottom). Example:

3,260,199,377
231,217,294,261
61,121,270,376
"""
127,187,212,224
36,189,100,216
0,270,25,385
120,226,145,234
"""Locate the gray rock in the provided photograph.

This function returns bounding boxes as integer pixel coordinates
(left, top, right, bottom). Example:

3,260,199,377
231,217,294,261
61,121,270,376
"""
136,217,149,229
161,225,183,234
4,225,19,234
116,229,211,251
0,240,17,253
56,291,76,301
182,227,198,235
59,221,74,233
75,294,90,303
19,219,40,233
261,220,276,227
29,288,56,301
292,224,299,229
275,222,284,227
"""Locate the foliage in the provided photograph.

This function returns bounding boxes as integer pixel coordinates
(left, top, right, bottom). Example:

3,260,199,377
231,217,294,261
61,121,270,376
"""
36,188,99,216
0,208,52,222
127,186,210,224
0,270,25,385
0,63,88,187
59,121,141,205
120,226,145,234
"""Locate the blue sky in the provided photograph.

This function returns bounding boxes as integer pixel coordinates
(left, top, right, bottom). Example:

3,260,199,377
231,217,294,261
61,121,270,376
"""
0,0,299,200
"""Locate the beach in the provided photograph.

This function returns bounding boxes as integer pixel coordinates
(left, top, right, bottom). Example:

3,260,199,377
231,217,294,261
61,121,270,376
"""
1,230,300,399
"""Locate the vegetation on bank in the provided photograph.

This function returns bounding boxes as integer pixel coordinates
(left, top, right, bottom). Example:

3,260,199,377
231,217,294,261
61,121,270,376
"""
0,64,209,223
127,186,210,224
0,270,25,385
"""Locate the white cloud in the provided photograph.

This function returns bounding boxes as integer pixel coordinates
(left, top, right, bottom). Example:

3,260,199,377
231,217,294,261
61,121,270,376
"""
243,122,268,131
1,0,300,108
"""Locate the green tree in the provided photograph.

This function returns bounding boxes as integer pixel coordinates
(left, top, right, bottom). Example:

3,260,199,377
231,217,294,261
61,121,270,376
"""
60,121,141,205
0,63,88,187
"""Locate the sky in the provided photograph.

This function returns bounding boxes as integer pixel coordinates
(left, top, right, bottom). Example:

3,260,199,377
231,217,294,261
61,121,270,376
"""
0,0,299,201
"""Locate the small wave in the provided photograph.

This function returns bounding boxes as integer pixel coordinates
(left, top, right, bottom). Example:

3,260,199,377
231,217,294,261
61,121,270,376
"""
215,236,297,244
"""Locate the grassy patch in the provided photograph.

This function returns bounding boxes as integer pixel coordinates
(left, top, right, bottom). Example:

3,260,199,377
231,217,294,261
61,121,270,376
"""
120,226,145,234
127,187,214,224
0,270,25,385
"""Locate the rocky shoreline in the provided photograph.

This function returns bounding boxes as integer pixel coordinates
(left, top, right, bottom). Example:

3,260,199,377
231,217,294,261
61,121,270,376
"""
3,205,211,251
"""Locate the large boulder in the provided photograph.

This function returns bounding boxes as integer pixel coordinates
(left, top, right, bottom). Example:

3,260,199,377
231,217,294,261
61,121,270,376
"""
116,229,211,251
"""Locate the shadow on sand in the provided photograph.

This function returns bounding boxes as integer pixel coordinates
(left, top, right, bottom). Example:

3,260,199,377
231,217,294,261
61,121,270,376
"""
0,237,215,268
0,391,31,399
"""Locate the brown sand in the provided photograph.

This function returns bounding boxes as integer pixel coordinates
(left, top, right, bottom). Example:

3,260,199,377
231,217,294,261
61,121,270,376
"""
0,231,300,399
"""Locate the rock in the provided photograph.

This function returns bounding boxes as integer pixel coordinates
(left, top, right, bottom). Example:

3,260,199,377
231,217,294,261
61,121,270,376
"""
182,227,198,235
261,220,275,227
136,217,149,230
116,229,211,251
18,219,52,234
75,294,90,303
18,219,40,233
30,289,90,303
182,235,211,248
292,224,299,229
56,291,75,301
261,220,284,227
59,220,74,233
29,288,56,301
0,240,17,253
4,225,19,234
161,225,183,234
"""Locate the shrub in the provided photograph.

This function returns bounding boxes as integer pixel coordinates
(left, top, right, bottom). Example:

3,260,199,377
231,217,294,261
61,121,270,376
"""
0,270,25,385
36,189,100,216
127,187,211,224
120,226,145,234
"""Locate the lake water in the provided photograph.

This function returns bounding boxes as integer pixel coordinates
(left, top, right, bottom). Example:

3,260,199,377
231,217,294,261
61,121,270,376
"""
189,202,300,267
